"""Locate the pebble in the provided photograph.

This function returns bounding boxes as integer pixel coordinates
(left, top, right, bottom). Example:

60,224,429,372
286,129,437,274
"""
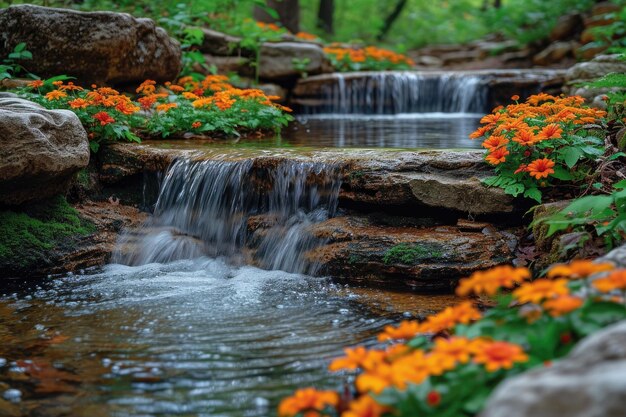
3,389,21,403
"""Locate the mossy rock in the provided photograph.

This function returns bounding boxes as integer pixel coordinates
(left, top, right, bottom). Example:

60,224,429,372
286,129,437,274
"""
0,196,95,277
382,243,445,265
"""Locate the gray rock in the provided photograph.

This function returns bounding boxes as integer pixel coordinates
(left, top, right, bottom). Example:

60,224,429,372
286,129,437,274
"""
566,54,626,83
0,5,181,86
0,97,89,205
599,244,626,268
533,41,578,66
406,173,515,215
258,42,329,80
481,320,626,417
199,28,243,56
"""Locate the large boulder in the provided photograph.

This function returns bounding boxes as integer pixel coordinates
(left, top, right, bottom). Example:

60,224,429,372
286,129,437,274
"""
0,95,89,205
481,320,626,417
0,5,181,86
259,42,329,80
564,55,626,106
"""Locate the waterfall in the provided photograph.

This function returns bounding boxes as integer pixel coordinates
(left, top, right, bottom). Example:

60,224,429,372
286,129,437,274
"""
306,72,488,115
114,158,341,275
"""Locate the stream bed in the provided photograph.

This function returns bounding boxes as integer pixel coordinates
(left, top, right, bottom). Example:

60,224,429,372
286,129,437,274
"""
0,260,404,417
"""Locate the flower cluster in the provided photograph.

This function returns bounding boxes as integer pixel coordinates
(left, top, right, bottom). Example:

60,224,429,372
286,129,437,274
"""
471,94,607,202
279,258,626,417
20,75,293,152
323,44,415,71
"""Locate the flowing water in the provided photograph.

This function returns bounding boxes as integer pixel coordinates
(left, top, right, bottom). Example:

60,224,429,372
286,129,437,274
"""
304,72,488,115
0,71,504,416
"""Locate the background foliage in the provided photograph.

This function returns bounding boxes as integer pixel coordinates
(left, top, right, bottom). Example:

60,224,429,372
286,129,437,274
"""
0,0,613,49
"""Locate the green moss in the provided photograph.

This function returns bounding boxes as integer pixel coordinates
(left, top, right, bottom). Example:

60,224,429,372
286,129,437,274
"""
76,168,91,187
382,243,444,265
0,196,96,272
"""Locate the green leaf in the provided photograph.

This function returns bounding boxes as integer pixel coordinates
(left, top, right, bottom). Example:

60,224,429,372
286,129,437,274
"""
551,167,574,181
89,141,100,153
13,42,26,52
504,183,525,197
524,187,542,202
609,152,626,161
561,146,583,168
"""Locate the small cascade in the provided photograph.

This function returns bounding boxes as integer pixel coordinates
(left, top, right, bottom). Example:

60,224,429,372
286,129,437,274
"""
114,158,341,275
312,72,488,115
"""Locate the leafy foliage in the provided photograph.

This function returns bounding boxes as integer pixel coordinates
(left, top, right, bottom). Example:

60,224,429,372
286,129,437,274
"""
16,75,293,152
471,94,607,202
0,42,35,81
279,261,626,417
536,179,626,251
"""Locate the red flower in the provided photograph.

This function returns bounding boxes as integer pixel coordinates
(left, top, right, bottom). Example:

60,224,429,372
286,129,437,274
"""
426,390,441,407
93,111,115,126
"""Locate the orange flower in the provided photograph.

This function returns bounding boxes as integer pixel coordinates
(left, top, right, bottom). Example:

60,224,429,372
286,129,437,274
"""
296,32,318,41
136,79,157,95
543,295,584,317
536,124,563,141
480,112,503,126
59,81,84,91
342,395,389,417
420,301,481,333
513,278,569,304
456,265,531,296
93,111,115,126
512,129,537,146
182,92,200,100
191,121,202,129
45,90,67,101
547,260,614,279
156,102,178,113
527,158,555,179
28,79,44,88
469,125,491,139
329,346,385,372
168,85,185,93
482,135,509,150
514,164,529,175
593,270,626,293
485,147,509,165
68,98,90,109
431,337,474,365
116,101,140,115
511,95,520,101
278,388,339,417
378,321,421,342
527,93,555,106
473,340,528,372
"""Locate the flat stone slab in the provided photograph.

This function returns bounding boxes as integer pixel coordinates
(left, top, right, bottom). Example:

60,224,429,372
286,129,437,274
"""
99,142,517,216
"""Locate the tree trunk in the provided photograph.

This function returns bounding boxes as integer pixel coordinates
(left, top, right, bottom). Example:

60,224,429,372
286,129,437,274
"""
317,0,334,35
377,0,408,41
494,0,502,8
253,0,300,34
